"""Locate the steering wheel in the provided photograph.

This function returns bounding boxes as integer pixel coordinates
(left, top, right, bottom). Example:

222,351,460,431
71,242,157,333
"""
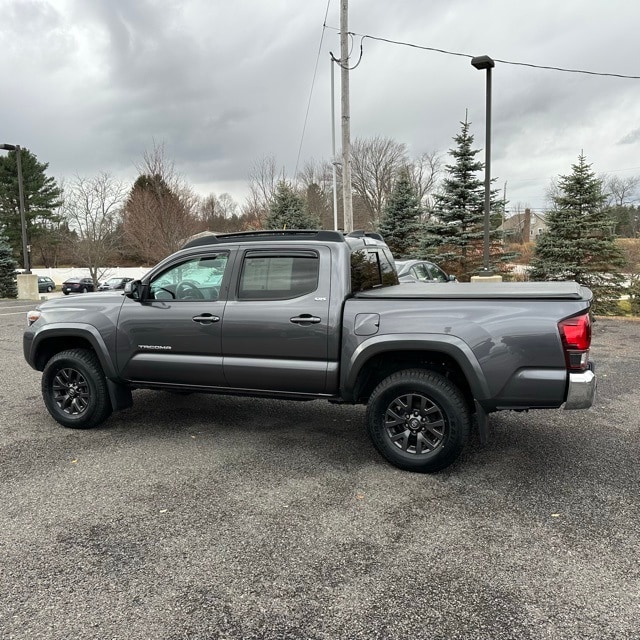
176,280,205,300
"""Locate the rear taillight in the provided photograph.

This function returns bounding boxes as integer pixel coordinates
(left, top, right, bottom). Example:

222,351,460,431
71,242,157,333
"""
558,312,591,371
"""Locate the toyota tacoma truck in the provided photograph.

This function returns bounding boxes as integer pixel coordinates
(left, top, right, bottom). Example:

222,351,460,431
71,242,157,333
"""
23,230,596,472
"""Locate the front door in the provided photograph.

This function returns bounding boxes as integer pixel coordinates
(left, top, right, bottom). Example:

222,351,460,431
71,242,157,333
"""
116,251,230,388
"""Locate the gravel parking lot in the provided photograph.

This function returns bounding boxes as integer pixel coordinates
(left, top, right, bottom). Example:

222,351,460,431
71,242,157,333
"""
1,299,638,640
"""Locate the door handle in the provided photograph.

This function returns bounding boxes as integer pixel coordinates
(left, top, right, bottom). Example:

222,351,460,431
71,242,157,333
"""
192,314,220,324
290,314,321,325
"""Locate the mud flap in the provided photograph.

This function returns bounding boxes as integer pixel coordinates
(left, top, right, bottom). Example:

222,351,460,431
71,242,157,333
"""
474,400,489,445
106,379,133,412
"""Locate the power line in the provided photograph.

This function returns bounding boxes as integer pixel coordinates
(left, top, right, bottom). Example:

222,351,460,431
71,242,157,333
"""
324,27,640,80
294,0,332,178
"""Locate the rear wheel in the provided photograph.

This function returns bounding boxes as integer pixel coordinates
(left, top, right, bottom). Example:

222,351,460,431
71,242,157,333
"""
42,349,113,429
367,369,470,473
81,287,88,293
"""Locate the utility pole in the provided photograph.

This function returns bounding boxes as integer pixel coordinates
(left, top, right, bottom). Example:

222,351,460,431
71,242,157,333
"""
340,0,353,232
330,56,338,231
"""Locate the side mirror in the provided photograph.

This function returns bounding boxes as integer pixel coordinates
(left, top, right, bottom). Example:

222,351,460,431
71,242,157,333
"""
449,275,458,282
124,279,143,300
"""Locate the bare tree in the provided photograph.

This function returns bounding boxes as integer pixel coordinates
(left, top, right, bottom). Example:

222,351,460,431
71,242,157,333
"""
409,150,441,209
248,156,281,209
123,142,200,263
350,136,409,227
604,174,640,207
63,173,128,286
217,193,239,219
198,193,241,233
296,159,333,194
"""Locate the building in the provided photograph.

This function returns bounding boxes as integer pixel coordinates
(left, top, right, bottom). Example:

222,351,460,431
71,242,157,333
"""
499,208,547,243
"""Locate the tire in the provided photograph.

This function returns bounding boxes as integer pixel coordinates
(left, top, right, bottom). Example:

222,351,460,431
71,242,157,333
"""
81,287,88,294
41,348,113,429
63,291,69,295
366,368,470,473
46,285,53,292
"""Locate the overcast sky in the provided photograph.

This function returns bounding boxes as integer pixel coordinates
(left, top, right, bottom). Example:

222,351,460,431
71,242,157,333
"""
2,0,640,213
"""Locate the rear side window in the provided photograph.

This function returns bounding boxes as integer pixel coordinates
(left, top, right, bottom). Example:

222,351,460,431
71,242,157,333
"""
238,252,319,300
351,249,399,292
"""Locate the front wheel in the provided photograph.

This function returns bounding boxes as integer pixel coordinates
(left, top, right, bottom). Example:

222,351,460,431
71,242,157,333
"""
367,369,470,473
42,348,113,429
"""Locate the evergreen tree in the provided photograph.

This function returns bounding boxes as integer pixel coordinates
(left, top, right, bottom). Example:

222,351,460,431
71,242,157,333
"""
377,168,422,258
0,234,18,298
264,181,319,230
0,148,62,267
530,153,625,314
418,119,504,280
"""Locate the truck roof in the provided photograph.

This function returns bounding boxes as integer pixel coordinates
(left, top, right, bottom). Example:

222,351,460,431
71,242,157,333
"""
182,229,387,250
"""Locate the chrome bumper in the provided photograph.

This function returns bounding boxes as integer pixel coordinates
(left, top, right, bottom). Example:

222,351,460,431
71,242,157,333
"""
564,364,596,410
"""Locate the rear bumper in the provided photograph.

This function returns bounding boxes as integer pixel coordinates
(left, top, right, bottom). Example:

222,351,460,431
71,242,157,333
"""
564,363,596,410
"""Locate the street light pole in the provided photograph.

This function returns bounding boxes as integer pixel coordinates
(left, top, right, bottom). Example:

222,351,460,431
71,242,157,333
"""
471,55,495,273
0,143,30,273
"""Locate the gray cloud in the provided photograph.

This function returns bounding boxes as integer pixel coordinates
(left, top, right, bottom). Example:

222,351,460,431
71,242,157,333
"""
618,128,640,145
2,0,640,209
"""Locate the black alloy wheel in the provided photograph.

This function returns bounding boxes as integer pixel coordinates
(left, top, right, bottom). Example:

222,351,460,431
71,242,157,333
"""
383,392,446,455
52,367,90,416
367,369,470,473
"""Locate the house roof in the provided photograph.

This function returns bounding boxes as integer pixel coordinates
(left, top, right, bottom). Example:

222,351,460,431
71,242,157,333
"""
499,211,547,231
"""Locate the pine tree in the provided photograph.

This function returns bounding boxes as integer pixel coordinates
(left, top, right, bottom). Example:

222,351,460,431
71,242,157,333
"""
419,119,504,280
264,181,319,230
377,169,422,258
0,148,62,267
0,235,18,299
530,153,625,314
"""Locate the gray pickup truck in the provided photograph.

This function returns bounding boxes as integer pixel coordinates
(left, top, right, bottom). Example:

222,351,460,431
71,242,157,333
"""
23,230,596,472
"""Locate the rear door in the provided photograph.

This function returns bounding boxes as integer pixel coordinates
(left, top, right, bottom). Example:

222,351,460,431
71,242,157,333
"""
222,246,331,393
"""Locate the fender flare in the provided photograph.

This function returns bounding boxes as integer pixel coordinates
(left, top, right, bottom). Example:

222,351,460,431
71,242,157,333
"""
30,323,118,380
341,333,490,402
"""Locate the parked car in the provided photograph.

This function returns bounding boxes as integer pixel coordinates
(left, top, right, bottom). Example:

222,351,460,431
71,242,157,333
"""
37,276,56,293
395,259,457,283
61,277,95,295
98,277,134,291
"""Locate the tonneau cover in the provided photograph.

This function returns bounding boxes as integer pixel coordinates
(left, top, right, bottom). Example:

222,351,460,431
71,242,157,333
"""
355,281,591,300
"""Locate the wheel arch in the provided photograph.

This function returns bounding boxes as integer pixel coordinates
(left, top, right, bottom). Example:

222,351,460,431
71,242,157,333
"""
343,335,489,406
31,324,117,379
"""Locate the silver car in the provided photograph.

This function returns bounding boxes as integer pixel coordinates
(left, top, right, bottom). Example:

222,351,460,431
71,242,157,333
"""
394,259,456,283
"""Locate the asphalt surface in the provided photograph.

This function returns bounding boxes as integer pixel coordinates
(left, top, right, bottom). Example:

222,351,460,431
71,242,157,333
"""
1,298,639,640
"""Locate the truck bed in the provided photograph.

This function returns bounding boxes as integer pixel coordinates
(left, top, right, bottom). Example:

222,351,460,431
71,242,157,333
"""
354,281,591,300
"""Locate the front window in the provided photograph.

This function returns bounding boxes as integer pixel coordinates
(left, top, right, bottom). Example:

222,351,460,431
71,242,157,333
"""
149,254,228,301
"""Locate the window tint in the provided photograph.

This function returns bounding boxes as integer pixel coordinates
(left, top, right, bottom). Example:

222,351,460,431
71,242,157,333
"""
429,264,449,282
149,254,228,301
351,249,399,292
412,264,431,281
238,253,319,300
